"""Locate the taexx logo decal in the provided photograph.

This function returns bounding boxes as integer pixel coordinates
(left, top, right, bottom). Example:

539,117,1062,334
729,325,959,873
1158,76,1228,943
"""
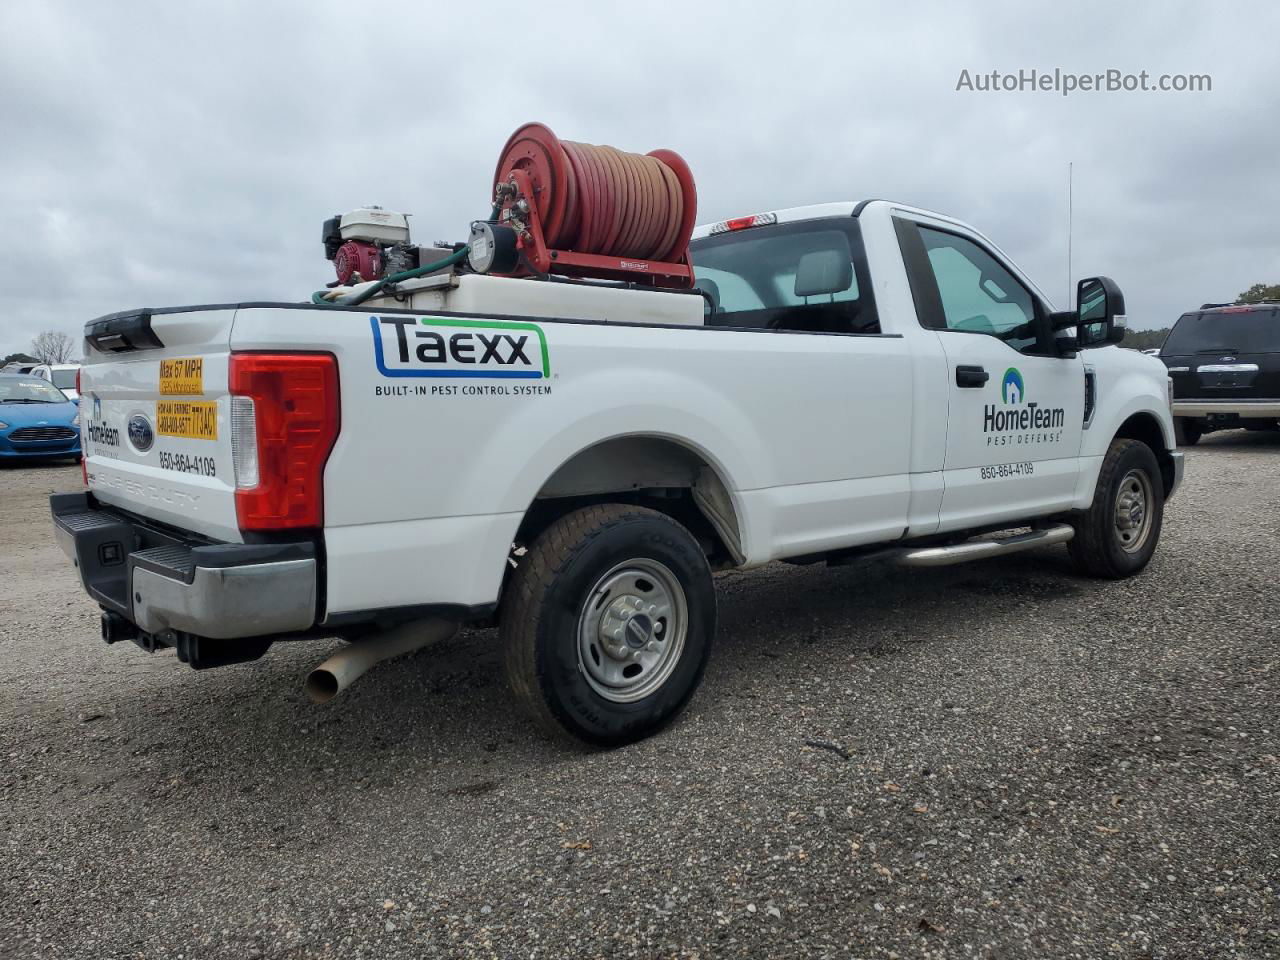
983,367,1066,445
372,316,550,379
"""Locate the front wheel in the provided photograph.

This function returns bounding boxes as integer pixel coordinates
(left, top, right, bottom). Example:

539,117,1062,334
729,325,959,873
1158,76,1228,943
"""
500,504,716,747
1068,439,1164,579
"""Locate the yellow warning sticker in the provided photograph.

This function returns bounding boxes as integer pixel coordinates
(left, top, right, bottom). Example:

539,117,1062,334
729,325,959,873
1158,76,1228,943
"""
156,401,218,440
159,357,204,396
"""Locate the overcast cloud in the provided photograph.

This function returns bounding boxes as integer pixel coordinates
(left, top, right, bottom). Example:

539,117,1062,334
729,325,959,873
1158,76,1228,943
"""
1,0,1276,356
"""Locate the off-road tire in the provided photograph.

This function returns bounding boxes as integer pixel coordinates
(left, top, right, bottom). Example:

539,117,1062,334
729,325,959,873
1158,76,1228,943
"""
499,504,716,747
1068,439,1164,579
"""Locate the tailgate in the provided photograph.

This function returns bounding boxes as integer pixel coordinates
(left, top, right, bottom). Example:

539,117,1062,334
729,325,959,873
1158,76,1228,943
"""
80,308,242,543
1166,352,1279,400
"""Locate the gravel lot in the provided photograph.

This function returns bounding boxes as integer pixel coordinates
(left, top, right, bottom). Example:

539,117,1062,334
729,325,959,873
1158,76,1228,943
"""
2,434,1277,960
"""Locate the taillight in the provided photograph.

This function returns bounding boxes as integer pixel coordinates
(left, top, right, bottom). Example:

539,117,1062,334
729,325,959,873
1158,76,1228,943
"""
229,353,339,531
75,367,81,395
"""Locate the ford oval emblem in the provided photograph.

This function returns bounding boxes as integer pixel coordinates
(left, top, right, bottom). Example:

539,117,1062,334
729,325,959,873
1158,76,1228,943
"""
127,414,155,452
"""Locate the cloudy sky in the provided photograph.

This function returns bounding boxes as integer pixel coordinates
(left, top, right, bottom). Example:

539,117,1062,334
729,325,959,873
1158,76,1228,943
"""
2,0,1276,357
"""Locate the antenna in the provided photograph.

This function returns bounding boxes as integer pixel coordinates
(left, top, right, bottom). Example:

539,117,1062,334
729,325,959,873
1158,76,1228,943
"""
1067,161,1074,308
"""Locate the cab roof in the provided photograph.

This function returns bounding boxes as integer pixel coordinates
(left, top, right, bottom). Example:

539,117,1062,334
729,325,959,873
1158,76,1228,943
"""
692,199,985,239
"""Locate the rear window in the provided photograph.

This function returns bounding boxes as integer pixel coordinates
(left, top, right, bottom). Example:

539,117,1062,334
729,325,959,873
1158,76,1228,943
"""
690,220,879,333
51,368,78,389
1164,307,1279,354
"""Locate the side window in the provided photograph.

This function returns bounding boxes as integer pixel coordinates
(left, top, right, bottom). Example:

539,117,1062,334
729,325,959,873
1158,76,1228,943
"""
917,226,1039,352
690,223,880,333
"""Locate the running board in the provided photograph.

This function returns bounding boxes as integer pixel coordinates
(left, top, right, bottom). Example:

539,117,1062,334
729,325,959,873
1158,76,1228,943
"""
895,523,1075,568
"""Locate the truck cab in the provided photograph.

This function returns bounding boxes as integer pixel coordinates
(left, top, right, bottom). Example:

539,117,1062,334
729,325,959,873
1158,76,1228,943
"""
691,202,1180,537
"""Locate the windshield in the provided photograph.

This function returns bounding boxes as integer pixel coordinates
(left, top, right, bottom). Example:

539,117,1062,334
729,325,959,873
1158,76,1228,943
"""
51,368,78,389
690,221,879,333
0,378,68,403
1164,308,1279,354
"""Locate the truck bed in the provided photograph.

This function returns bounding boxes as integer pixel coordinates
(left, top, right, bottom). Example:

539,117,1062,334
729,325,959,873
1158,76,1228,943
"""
78,292,914,625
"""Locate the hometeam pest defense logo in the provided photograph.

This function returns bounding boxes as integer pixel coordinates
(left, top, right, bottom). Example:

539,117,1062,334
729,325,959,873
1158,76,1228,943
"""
984,366,1065,444
1001,367,1024,404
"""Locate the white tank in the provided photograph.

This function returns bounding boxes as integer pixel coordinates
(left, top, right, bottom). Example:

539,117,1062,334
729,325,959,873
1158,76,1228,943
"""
392,273,705,327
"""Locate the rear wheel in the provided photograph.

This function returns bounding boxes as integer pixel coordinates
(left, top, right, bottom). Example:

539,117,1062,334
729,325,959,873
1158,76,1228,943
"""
500,504,715,747
1069,439,1164,578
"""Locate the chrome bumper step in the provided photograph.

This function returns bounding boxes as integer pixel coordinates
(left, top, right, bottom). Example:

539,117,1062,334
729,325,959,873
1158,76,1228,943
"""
895,523,1075,568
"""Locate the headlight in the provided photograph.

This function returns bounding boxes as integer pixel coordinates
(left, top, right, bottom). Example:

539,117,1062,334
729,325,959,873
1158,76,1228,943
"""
0,421,8,429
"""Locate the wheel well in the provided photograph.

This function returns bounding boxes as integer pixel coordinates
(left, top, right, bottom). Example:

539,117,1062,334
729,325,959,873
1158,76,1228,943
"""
1114,413,1175,496
513,436,744,568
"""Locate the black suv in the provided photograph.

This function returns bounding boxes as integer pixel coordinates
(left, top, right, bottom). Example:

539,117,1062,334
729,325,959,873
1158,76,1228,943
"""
1160,302,1280,444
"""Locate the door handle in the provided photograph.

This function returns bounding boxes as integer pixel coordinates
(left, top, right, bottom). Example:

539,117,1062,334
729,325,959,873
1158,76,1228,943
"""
955,365,989,388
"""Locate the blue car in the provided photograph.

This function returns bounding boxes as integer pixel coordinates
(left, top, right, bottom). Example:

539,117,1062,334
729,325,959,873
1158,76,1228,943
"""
0,373,82,461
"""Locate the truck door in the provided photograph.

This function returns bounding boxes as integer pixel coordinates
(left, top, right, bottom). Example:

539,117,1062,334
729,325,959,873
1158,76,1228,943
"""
896,219,1085,532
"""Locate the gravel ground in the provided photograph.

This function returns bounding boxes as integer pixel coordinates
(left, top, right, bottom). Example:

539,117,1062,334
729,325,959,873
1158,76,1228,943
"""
1,433,1277,960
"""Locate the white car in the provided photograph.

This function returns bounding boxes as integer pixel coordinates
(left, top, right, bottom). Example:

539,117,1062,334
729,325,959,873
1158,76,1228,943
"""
53,200,1181,745
30,363,81,401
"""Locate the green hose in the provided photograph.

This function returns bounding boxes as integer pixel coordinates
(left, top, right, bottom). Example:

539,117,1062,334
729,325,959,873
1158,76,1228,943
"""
311,204,503,308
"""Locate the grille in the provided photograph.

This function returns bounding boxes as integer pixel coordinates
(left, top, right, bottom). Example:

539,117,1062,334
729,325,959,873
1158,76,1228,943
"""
10,426,78,442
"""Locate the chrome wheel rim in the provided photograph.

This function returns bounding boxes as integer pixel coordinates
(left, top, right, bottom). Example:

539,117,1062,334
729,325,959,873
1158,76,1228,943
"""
576,558,688,703
1113,468,1154,553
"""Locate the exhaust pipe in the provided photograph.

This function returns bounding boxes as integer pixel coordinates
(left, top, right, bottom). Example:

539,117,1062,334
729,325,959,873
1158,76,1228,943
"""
305,617,459,704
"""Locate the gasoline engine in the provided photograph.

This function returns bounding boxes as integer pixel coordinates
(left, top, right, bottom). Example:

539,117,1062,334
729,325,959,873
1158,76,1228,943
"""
320,207,419,286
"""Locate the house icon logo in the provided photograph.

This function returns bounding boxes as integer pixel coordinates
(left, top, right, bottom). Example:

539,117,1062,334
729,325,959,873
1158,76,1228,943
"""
1001,367,1024,404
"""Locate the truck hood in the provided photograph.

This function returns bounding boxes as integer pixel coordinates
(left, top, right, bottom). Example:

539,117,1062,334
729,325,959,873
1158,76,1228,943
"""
0,399,79,427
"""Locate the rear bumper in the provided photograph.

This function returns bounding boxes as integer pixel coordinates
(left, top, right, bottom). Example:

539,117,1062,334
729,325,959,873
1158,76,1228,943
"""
1171,399,1280,418
50,492,317,641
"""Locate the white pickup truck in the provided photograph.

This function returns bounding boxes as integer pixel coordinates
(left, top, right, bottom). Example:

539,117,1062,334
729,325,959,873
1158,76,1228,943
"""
53,200,1182,745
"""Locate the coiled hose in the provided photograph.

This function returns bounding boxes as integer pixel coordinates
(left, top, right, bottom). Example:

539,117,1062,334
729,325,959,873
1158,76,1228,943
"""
494,123,696,263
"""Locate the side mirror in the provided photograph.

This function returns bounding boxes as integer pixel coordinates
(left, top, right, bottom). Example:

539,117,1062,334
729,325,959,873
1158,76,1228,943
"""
1075,276,1126,348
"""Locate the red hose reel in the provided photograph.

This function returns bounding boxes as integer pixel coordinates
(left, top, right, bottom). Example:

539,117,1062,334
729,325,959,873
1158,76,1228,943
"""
487,123,697,288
